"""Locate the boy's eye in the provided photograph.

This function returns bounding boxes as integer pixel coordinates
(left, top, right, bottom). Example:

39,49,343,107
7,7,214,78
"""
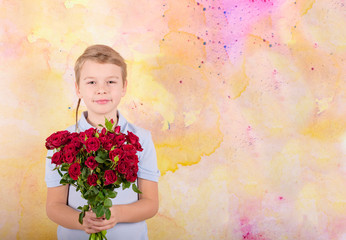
87,81,96,84
108,81,117,84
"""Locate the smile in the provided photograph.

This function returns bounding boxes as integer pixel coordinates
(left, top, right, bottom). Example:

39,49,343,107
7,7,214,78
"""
94,99,111,105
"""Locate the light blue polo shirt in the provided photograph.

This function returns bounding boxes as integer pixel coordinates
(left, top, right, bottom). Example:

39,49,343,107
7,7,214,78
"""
45,111,160,240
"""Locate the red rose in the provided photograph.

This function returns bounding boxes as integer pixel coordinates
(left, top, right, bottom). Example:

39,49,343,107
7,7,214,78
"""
122,144,137,155
79,132,88,143
106,132,116,140
70,136,82,150
125,167,138,182
85,137,100,152
126,131,139,145
67,132,79,141
85,156,98,170
64,151,76,163
115,134,126,146
99,136,114,151
101,128,107,136
87,174,98,186
114,126,120,134
51,151,63,165
64,143,77,154
45,130,70,149
85,128,96,138
104,170,117,185
99,136,106,145
124,154,139,166
116,160,127,174
109,148,123,162
68,163,81,180
134,142,143,152
126,132,143,151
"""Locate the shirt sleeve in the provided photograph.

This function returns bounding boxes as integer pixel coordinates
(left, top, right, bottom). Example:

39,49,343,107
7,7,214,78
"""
137,131,160,182
45,149,63,188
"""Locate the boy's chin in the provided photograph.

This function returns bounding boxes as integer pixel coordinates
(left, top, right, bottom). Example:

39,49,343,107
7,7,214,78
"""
91,109,118,116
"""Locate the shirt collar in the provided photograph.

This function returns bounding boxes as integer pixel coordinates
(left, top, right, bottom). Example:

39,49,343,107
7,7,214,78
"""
78,111,126,132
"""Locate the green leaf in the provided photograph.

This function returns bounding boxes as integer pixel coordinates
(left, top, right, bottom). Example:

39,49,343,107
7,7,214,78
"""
132,183,142,194
108,191,116,198
57,168,63,177
79,211,85,224
83,204,89,211
88,198,96,206
81,167,88,178
122,181,131,190
95,205,105,218
98,124,105,128
60,179,69,185
104,198,112,208
92,187,99,195
96,191,105,201
113,155,119,164
95,156,105,163
84,187,97,198
98,150,109,159
105,118,113,131
103,189,108,196
105,208,111,220
61,164,69,171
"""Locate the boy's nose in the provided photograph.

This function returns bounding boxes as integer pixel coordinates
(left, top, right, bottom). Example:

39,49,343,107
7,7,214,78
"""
96,84,107,94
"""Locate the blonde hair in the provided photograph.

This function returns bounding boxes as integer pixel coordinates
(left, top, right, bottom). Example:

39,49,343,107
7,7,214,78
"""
74,45,127,130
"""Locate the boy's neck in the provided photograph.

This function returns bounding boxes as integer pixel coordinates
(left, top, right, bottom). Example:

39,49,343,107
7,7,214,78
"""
85,111,118,129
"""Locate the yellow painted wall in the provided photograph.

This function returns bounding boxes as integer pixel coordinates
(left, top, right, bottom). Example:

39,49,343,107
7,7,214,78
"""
0,0,345,239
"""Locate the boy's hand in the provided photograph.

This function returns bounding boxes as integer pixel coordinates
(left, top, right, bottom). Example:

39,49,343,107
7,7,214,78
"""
82,209,118,234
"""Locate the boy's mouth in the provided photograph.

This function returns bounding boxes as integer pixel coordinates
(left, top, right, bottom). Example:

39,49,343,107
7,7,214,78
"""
94,99,110,105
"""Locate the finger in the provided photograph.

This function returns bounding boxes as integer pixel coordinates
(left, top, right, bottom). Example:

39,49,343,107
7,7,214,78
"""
93,219,117,231
85,211,98,218
85,212,104,222
87,219,110,228
88,224,112,233
83,224,100,234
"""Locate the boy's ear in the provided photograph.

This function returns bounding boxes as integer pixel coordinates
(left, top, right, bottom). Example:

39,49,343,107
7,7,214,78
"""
121,80,127,97
75,82,82,98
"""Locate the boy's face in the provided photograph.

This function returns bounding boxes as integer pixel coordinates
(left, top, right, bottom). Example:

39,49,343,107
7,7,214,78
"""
76,60,127,119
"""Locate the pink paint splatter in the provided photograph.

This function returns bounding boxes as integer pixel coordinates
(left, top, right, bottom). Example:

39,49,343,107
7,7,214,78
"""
217,0,277,63
240,218,268,240
246,125,256,146
250,0,271,2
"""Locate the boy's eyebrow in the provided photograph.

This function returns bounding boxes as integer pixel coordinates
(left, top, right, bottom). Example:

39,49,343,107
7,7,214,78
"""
83,77,96,81
82,76,120,80
105,76,120,79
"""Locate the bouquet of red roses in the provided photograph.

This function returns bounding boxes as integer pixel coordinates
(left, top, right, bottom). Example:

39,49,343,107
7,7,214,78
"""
45,118,143,240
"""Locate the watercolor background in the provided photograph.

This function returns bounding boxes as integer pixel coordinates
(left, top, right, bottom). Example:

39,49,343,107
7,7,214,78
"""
0,0,345,239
